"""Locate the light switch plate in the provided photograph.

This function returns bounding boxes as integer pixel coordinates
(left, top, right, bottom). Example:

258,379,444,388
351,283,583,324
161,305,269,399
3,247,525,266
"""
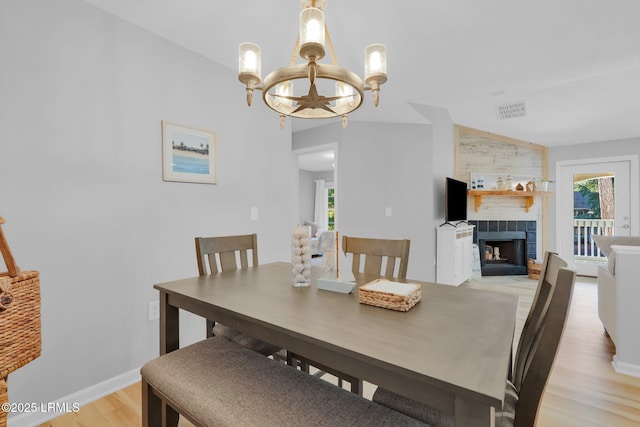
148,301,159,321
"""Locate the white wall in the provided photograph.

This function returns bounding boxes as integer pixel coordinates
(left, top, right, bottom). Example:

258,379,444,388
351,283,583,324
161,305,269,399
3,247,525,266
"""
410,104,455,275
293,121,435,281
0,0,292,415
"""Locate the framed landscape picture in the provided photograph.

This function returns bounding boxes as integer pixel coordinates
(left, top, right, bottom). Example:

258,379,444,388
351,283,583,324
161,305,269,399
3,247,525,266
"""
162,121,217,184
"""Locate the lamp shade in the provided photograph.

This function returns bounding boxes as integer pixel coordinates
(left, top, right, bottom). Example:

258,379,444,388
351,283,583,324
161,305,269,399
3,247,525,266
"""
238,42,262,85
299,7,325,60
364,44,387,86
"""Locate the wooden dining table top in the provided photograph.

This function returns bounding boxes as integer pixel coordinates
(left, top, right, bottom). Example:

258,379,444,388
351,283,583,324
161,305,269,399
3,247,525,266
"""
155,262,519,425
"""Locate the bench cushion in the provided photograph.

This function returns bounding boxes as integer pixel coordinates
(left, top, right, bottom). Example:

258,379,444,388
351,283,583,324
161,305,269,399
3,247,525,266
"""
141,337,426,427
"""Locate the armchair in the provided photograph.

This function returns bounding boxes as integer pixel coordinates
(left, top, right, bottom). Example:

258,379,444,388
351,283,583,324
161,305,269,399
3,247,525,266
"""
593,235,640,377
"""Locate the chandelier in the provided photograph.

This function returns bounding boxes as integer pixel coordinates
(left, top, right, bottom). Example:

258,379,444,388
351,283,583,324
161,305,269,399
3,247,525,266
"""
238,0,387,129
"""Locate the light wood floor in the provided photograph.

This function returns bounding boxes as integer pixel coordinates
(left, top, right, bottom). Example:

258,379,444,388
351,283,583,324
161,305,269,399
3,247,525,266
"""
41,276,640,426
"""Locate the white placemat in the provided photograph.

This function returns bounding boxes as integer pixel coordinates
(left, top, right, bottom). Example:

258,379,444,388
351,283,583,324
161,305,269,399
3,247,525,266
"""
361,280,418,296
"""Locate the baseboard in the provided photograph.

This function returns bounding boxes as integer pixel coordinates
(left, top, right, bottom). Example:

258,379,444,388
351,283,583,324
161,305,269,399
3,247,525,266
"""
8,368,141,427
612,356,640,378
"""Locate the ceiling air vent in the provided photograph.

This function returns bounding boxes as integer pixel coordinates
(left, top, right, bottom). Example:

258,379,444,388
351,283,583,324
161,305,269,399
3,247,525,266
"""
495,101,526,120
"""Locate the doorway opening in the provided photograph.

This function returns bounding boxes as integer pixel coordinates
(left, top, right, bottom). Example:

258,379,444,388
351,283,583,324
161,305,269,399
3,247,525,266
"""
292,144,338,233
557,156,638,276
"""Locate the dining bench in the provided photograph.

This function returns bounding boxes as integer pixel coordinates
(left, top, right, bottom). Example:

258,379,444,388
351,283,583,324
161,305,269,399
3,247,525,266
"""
141,336,426,427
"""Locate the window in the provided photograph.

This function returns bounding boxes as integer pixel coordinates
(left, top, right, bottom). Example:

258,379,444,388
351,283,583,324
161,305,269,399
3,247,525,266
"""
327,186,335,230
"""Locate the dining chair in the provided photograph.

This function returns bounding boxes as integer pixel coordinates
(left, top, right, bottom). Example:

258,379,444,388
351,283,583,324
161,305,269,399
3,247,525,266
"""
511,251,566,384
342,235,411,279
372,254,576,427
195,234,281,357
289,235,411,395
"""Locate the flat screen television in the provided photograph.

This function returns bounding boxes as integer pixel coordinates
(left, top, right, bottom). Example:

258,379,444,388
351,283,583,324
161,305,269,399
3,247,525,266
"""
445,177,468,223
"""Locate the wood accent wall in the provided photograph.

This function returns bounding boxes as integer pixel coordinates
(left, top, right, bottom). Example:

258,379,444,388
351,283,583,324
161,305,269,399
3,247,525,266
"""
454,125,549,254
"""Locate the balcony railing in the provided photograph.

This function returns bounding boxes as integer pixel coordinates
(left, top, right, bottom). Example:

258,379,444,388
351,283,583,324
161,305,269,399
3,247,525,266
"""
574,219,615,259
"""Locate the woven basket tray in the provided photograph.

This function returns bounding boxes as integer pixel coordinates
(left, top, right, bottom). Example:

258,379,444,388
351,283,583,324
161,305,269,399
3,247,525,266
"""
359,279,421,312
0,271,41,379
0,216,42,380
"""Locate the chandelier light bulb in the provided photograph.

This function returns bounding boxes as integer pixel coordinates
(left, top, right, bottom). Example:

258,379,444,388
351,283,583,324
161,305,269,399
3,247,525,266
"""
369,52,382,72
335,82,354,108
275,81,294,108
306,18,322,42
244,50,258,72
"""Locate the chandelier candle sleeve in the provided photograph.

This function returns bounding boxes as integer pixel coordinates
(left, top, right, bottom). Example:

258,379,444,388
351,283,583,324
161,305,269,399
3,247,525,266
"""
238,43,261,83
364,44,387,106
238,43,262,106
299,7,325,61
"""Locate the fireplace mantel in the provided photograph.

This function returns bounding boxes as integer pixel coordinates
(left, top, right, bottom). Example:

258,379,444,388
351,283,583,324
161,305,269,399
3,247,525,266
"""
467,190,551,213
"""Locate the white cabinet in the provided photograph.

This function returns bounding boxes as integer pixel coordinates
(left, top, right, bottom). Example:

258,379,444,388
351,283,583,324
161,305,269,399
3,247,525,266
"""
436,224,474,286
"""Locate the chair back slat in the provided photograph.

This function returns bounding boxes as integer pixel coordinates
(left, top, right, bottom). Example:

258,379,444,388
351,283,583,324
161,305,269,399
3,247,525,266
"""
384,257,397,277
239,250,249,269
363,254,383,276
219,251,240,271
195,234,258,275
205,253,219,273
352,254,362,274
342,236,410,279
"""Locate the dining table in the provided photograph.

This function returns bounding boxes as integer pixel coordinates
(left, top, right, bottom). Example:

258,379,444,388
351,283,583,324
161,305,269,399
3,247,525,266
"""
155,262,519,427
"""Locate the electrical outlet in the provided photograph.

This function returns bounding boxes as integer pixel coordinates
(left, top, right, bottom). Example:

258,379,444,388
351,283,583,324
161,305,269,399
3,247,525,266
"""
148,301,159,321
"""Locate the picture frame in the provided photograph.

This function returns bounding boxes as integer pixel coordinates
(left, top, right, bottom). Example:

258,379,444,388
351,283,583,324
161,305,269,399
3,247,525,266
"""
162,121,217,184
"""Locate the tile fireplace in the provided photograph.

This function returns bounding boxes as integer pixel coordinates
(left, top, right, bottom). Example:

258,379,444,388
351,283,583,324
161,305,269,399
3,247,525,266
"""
468,220,537,276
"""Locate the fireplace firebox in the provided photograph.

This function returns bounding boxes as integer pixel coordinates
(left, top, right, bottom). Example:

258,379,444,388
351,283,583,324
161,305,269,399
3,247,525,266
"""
478,231,527,275
469,220,537,276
